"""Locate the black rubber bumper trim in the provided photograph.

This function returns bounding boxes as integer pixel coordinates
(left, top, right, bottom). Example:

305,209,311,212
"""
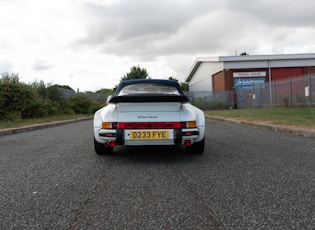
173,129,182,145
116,129,124,145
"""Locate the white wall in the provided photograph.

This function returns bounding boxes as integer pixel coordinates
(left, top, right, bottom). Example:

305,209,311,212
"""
189,62,222,92
189,77,212,92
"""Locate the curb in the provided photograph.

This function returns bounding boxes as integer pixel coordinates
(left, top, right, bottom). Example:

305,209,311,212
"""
0,117,93,137
206,115,315,138
1,116,314,138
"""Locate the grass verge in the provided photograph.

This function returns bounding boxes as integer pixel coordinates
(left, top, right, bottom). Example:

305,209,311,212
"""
0,114,91,130
205,108,315,130
1,108,314,131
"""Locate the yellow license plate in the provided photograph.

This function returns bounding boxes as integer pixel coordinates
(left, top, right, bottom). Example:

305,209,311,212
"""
130,130,169,140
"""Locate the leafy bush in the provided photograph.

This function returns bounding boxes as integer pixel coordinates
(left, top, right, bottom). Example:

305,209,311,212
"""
69,94,100,114
0,73,105,122
0,74,38,120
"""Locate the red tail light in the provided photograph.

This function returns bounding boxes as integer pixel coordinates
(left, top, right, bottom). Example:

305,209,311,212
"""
118,122,182,129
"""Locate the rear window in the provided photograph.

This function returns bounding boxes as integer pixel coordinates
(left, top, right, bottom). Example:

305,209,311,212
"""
118,83,180,96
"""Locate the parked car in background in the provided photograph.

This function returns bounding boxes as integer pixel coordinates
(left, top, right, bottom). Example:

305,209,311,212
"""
93,79,205,154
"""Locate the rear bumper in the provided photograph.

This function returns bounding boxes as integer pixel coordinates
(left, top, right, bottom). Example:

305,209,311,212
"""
97,128,201,146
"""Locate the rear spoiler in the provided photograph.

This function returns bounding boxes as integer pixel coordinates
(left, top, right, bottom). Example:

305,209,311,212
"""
108,95,189,104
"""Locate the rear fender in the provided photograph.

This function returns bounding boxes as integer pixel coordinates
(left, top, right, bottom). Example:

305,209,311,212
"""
181,104,205,142
181,104,205,127
93,104,117,142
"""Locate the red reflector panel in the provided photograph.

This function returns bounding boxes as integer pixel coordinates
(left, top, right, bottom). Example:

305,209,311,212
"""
184,140,192,147
109,141,116,148
118,122,181,129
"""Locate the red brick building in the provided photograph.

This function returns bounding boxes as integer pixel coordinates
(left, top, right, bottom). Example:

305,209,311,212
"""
186,53,315,93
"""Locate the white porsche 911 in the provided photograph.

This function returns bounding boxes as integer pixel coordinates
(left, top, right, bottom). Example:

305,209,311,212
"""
93,79,205,155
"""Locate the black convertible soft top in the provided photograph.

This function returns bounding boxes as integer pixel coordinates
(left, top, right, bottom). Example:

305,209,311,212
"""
108,79,189,104
114,79,185,95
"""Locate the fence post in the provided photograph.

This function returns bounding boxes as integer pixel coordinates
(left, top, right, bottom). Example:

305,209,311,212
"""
273,81,277,107
252,81,256,108
289,77,293,108
309,75,312,107
268,60,272,106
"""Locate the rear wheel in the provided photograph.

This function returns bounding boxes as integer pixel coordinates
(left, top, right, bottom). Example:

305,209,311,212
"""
186,137,205,154
94,138,113,155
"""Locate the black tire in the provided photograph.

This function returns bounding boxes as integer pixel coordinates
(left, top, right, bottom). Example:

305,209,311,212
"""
94,138,113,155
186,137,205,154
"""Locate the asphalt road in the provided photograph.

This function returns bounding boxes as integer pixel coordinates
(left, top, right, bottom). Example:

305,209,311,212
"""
1,119,315,229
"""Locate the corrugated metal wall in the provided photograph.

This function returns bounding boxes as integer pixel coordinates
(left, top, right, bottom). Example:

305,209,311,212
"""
271,67,304,80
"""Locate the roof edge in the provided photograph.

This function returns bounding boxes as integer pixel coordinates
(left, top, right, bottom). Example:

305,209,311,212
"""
185,57,219,82
218,53,315,62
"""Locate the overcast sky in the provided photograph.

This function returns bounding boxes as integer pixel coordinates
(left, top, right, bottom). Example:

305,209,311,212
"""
1,0,315,91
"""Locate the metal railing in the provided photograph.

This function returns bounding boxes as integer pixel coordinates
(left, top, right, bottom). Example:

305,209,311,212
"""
190,74,315,109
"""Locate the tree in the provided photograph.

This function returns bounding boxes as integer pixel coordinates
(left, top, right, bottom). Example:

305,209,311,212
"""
31,80,48,99
181,82,189,91
46,85,63,102
1,72,20,83
55,84,73,90
168,76,189,91
168,76,178,82
120,66,149,82
96,88,115,95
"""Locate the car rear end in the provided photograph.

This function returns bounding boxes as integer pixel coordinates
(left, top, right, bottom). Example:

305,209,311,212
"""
93,79,205,154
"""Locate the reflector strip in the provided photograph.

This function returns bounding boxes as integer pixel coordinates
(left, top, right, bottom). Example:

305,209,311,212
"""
118,122,182,129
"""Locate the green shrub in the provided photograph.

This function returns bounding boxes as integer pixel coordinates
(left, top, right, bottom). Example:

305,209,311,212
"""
69,94,95,114
0,73,104,122
0,74,38,120
89,104,104,114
